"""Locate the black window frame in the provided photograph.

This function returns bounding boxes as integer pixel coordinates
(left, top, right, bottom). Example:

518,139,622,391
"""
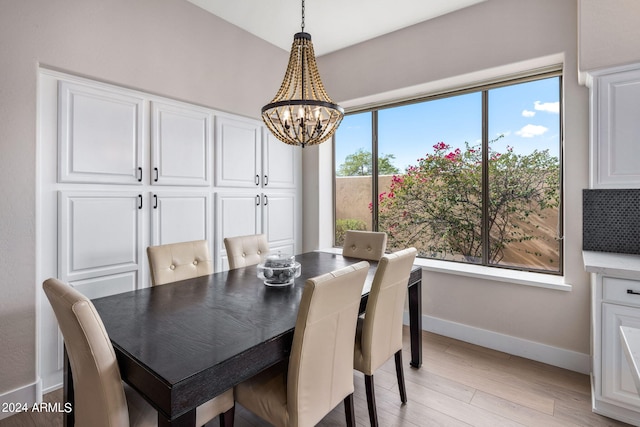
333,69,564,275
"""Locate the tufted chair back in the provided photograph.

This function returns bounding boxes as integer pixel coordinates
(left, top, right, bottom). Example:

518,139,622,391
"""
43,278,234,427
235,261,369,427
342,230,388,261
353,247,417,426
43,278,139,427
223,234,269,270
147,240,213,286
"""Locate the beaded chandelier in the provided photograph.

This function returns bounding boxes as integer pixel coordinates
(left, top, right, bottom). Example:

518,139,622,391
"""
261,0,344,148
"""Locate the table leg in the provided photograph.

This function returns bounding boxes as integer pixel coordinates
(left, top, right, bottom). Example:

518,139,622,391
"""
63,346,74,427
408,278,422,368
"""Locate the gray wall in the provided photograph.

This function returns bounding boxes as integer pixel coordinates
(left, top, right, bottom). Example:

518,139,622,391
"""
0,0,285,397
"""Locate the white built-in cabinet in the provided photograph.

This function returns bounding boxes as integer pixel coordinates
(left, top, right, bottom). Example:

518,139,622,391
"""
58,81,146,185
584,252,640,426
38,69,301,392
587,63,640,189
151,101,213,186
214,115,298,270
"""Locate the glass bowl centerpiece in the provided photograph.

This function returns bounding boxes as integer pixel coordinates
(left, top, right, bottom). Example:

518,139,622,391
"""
257,252,301,287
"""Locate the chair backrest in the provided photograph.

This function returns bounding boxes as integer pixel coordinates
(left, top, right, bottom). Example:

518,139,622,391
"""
287,261,369,427
223,234,269,270
358,247,417,373
147,240,212,286
342,230,388,261
42,278,130,427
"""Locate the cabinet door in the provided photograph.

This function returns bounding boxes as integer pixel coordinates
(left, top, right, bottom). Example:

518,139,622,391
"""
151,101,212,186
215,193,262,270
591,66,640,188
262,130,299,189
262,192,296,251
58,191,144,291
150,192,212,246
58,81,145,184
215,115,262,188
602,302,640,408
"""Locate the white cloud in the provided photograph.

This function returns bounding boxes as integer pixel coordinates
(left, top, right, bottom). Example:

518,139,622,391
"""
534,101,559,114
522,110,536,117
516,124,548,138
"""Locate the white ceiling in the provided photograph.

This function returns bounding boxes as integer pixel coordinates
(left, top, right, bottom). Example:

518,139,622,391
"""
186,0,486,56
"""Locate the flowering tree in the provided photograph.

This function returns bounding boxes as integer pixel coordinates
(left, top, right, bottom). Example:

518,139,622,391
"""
377,138,559,264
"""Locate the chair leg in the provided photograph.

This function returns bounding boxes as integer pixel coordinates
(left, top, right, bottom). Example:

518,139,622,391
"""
394,350,407,404
219,406,235,427
364,374,378,427
344,393,356,427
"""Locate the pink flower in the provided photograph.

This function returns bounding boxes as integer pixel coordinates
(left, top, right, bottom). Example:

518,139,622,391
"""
433,142,448,151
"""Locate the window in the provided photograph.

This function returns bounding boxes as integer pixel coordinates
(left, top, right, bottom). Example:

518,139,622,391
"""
334,72,562,274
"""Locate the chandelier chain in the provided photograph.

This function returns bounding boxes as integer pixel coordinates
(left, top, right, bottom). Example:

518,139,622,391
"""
301,0,305,32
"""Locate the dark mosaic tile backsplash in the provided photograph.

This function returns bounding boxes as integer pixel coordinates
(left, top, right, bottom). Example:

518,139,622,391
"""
583,189,640,254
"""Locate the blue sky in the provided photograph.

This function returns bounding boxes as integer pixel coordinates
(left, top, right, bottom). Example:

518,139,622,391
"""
335,76,561,173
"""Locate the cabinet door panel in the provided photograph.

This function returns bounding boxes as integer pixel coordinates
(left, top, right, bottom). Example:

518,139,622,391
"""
263,193,296,248
70,272,138,299
602,303,640,408
58,81,144,184
150,192,211,246
215,193,261,270
215,116,261,187
151,102,212,186
59,191,143,281
592,66,640,188
263,131,298,189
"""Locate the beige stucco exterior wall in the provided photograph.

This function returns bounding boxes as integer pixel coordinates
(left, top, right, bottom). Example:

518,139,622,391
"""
0,0,284,400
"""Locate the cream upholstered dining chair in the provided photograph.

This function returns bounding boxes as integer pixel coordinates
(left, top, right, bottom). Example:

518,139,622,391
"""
147,240,213,286
42,278,235,427
353,247,418,427
235,261,370,427
223,233,269,270
342,230,388,261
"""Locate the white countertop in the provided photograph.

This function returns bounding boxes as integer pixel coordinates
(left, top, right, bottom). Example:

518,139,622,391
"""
583,251,640,280
620,326,640,395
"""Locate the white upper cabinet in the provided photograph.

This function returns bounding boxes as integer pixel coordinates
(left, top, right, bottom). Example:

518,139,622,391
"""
262,130,298,189
151,101,213,186
215,115,299,189
588,63,640,188
215,115,262,188
58,81,145,184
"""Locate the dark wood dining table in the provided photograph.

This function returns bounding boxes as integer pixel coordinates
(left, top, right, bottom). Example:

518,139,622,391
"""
65,251,422,427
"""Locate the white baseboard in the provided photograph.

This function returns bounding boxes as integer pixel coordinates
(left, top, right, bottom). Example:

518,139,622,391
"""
0,378,42,421
405,313,591,374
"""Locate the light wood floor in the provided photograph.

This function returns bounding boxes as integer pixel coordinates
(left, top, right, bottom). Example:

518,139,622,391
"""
1,328,632,426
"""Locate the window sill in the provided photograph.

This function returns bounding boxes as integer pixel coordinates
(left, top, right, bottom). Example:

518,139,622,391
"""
319,248,571,292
